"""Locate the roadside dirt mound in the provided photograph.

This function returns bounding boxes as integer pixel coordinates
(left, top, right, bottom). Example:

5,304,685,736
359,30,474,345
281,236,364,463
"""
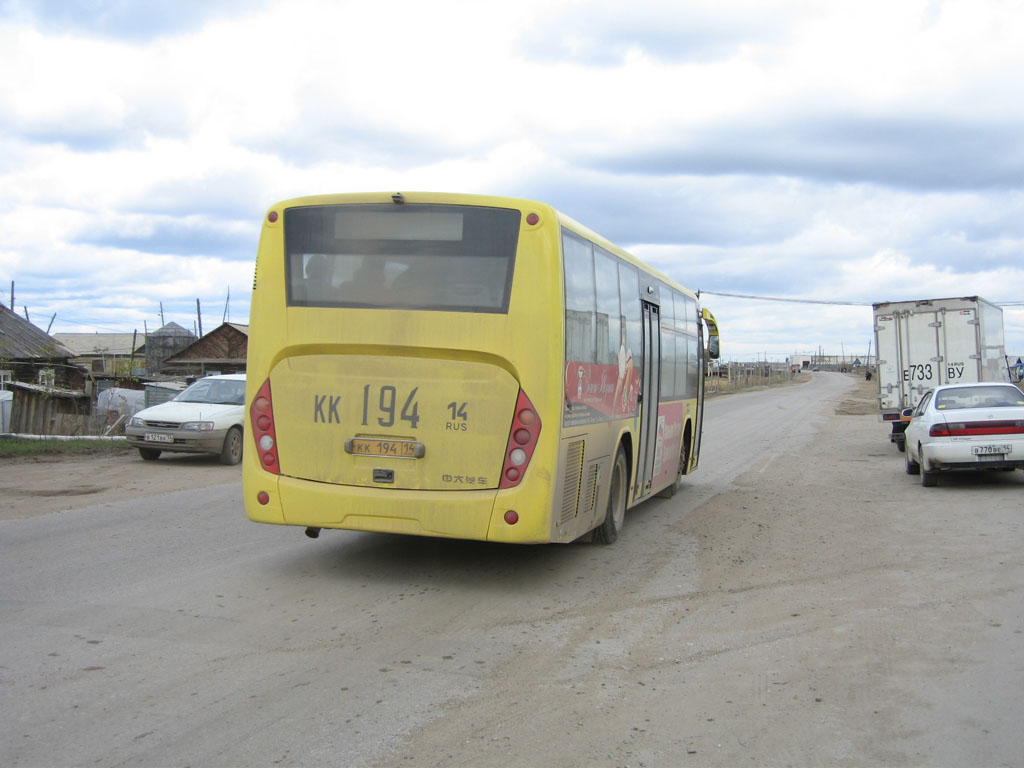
834,373,878,415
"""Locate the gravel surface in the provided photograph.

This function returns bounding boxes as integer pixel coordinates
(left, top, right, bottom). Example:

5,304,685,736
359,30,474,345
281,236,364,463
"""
2,372,1022,767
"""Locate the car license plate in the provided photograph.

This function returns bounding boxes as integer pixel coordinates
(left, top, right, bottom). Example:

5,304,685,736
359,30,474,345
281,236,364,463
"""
972,444,1012,455
345,438,424,459
144,433,174,444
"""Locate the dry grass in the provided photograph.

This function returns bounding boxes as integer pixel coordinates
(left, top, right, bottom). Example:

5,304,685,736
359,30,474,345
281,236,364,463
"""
0,437,135,460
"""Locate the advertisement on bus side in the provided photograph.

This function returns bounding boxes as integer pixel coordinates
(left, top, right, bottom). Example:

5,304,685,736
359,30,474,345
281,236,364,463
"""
563,360,641,427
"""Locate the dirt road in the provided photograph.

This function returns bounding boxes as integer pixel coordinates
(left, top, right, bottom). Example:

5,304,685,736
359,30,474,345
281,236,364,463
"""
2,372,1022,767
0,451,238,520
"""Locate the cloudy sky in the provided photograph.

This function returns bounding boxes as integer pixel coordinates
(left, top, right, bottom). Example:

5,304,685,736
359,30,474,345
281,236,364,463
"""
2,0,1023,361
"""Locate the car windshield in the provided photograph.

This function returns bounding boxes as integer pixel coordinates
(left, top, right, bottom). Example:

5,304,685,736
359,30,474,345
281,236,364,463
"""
935,385,1024,410
174,379,245,405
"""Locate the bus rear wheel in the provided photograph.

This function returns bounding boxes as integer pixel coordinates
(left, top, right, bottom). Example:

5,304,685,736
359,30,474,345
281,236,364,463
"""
657,432,690,498
593,446,627,545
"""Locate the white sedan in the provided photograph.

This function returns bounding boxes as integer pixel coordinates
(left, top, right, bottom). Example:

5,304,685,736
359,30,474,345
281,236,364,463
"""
125,374,246,465
904,382,1024,486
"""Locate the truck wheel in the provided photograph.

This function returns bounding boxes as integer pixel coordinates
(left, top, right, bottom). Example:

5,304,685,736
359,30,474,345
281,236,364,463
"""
138,447,161,461
220,426,243,465
593,447,627,545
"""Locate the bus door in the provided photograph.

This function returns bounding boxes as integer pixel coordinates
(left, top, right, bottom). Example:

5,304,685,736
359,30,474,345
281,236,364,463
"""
692,317,706,471
692,307,719,473
635,300,661,499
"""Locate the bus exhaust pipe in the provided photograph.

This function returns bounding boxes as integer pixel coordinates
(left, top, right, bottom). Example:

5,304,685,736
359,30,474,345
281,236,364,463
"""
304,527,321,539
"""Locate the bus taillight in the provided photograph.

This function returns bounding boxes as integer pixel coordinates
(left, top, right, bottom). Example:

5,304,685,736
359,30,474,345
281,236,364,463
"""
250,378,280,475
499,390,541,488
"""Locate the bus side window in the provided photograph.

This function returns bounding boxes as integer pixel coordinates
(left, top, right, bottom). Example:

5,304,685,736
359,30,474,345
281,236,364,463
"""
660,327,676,400
563,233,597,364
594,247,621,366
618,263,642,376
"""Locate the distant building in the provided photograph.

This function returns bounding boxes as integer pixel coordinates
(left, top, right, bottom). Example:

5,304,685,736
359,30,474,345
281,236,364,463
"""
0,302,81,389
0,302,89,434
143,322,196,375
161,323,248,376
52,332,142,377
787,354,877,371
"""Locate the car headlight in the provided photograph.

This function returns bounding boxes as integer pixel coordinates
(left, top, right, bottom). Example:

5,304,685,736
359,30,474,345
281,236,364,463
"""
181,421,215,431
128,417,144,428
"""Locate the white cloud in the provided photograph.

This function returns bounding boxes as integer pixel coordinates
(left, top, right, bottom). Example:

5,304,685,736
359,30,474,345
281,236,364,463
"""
1,0,1023,359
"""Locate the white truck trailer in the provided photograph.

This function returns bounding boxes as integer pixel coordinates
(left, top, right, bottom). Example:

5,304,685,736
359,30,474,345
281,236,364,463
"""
873,296,1009,451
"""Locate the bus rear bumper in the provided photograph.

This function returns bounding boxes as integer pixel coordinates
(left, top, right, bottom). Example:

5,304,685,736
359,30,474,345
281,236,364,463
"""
243,472,552,543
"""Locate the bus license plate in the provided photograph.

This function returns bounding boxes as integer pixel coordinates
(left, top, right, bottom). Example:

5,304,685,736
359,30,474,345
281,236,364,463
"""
345,438,423,459
972,444,1011,455
144,433,174,443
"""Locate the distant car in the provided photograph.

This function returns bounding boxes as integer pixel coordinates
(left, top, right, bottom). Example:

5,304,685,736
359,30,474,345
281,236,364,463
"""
903,382,1024,486
125,374,246,464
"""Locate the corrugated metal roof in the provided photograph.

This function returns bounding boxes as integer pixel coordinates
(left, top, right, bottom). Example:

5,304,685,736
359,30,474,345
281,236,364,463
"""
150,321,195,337
0,303,74,359
52,332,141,356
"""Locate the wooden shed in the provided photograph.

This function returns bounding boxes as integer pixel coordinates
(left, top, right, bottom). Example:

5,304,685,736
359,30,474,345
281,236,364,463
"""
0,302,83,390
6,380,92,435
161,323,248,376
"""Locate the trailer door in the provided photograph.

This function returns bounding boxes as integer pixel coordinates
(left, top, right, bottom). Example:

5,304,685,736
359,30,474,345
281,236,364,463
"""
901,308,941,409
875,312,902,412
939,308,979,384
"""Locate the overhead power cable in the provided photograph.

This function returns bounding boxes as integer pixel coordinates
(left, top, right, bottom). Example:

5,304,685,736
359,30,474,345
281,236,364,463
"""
697,291,871,306
699,291,1022,308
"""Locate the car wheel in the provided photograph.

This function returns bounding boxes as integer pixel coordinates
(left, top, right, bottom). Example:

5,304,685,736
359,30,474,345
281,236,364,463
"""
138,447,161,461
220,426,243,465
905,446,919,475
593,446,628,545
919,447,938,487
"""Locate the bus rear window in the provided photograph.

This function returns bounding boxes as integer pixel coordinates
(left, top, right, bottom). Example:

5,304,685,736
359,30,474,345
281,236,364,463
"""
284,204,520,313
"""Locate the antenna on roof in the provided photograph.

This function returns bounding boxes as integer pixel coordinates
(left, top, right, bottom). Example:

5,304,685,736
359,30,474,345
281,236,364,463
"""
223,286,230,324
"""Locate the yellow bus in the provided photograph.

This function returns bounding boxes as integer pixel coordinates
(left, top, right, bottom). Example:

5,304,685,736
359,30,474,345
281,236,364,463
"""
243,192,720,545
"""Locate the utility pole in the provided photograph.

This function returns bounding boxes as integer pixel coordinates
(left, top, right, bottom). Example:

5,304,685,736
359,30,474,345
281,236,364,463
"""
159,302,165,326
223,287,230,324
23,306,29,323
9,281,13,310
196,298,203,337
46,313,55,334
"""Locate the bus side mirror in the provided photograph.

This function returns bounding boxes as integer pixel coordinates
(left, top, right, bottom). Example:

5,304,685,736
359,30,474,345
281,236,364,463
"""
900,408,914,421
701,307,720,360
